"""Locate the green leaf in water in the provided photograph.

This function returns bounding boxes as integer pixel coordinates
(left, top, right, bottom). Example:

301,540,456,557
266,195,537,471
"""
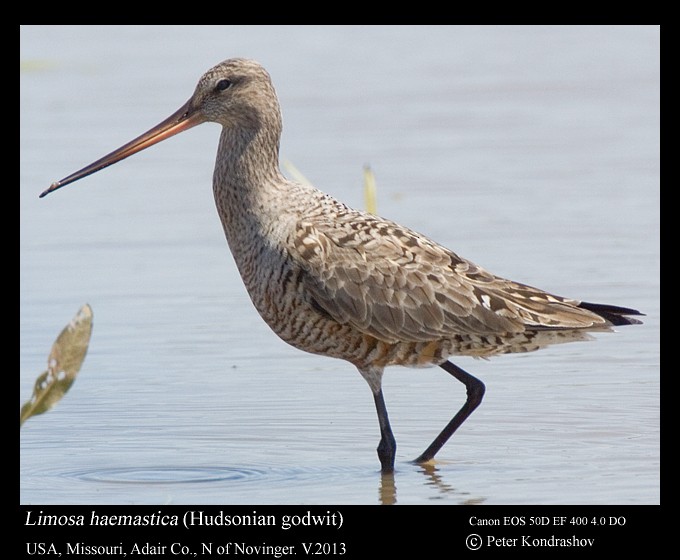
282,159,312,186
20,304,93,427
363,164,377,214
19,59,57,73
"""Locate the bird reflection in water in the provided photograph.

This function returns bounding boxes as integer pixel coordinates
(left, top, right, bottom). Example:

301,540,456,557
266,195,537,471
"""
378,462,486,505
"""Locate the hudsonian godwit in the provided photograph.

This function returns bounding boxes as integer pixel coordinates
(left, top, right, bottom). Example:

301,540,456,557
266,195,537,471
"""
40,58,643,472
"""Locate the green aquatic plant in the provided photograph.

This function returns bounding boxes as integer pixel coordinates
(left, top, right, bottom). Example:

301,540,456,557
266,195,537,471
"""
20,304,93,427
282,159,312,186
363,164,377,214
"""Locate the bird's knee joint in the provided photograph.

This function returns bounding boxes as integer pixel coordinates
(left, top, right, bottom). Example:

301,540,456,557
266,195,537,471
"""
468,379,486,401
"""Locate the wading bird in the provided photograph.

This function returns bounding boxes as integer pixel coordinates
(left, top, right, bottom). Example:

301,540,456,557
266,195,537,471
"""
40,58,642,472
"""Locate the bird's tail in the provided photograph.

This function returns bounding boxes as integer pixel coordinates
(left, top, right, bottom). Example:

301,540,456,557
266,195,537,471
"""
578,301,644,326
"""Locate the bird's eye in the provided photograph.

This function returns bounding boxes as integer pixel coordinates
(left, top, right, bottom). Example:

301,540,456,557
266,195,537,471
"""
215,79,232,92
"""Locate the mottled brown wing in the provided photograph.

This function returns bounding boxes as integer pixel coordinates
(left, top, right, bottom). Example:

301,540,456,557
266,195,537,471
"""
292,212,609,344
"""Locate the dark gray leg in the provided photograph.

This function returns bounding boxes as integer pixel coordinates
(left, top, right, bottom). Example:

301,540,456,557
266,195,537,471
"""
415,360,485,464
373,389,397,473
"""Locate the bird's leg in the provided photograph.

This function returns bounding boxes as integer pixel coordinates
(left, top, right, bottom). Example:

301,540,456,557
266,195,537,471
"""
414,360,485,464
373,389,397,473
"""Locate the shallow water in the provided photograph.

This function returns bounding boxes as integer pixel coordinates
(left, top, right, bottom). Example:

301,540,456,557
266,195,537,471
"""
20,25,659,505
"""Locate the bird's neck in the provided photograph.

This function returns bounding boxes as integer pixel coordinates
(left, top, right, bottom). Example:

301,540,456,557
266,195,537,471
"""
212,125,290,246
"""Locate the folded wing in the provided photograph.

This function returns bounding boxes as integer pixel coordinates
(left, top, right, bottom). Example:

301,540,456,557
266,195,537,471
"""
292,211,610,344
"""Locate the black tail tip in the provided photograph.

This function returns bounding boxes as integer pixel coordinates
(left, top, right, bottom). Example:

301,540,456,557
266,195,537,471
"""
578,301,644,326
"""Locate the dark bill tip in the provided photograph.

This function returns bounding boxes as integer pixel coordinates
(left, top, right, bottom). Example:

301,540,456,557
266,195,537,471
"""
39,182,62,198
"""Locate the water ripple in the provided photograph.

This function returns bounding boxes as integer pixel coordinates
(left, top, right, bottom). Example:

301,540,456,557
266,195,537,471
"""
68,466,267,485
51,464,372,487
